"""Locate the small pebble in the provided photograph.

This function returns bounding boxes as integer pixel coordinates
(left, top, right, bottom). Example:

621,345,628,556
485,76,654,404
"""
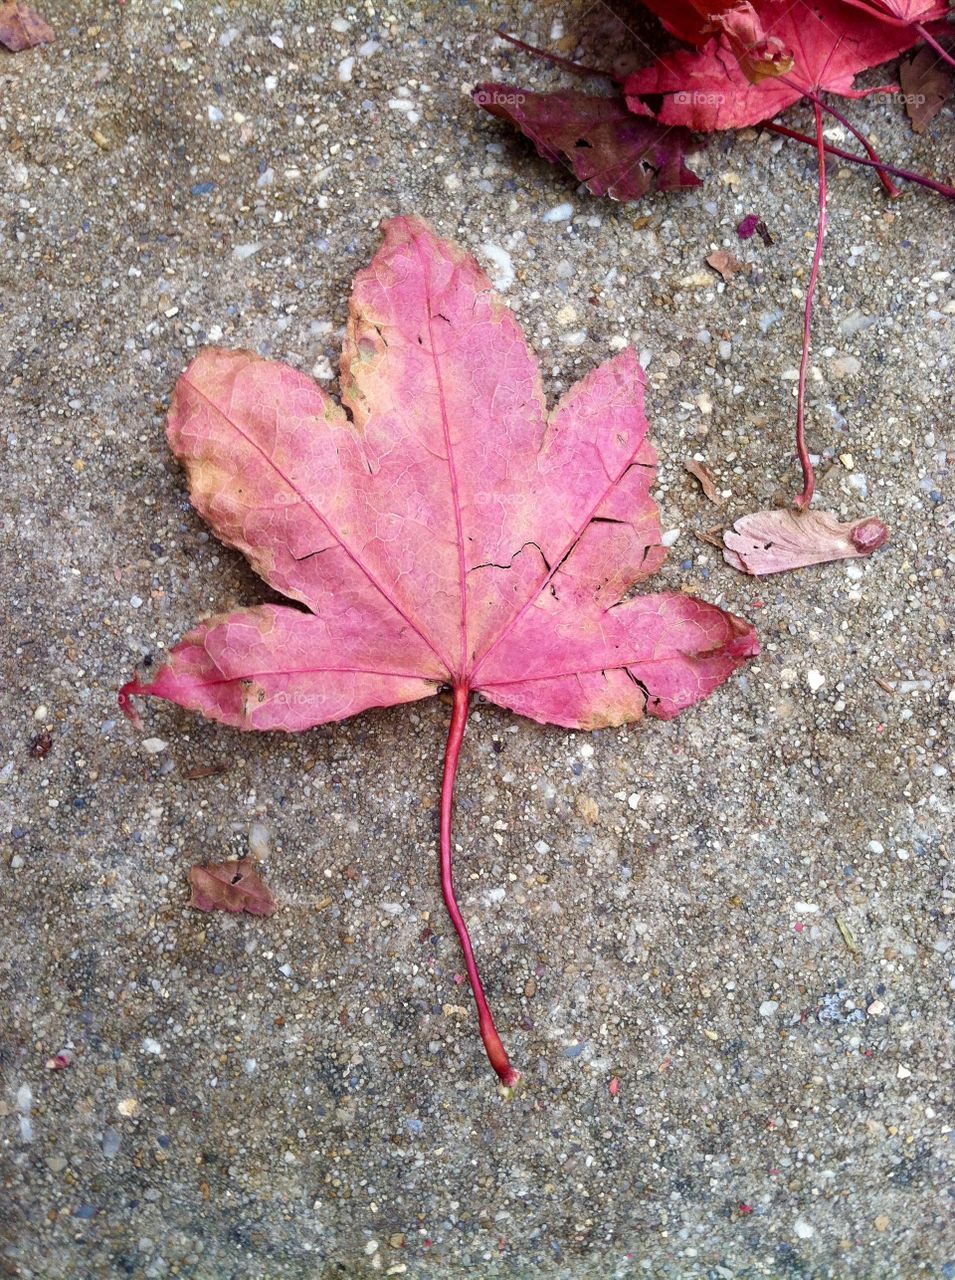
249,821,271,859
807,670,825,692
142,738,167,755
542,202,573,223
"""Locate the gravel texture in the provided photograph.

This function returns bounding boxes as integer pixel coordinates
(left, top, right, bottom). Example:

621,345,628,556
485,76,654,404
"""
1,2,953,1277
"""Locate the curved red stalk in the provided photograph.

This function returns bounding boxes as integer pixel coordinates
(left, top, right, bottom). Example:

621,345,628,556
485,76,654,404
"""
804,91,899,197
793,101,827,510
762,121,955,197
494,27,607,78
440,684,520,1087
915,21,955,71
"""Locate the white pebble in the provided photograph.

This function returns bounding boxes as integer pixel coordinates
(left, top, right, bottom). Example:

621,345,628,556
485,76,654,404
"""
481,243,514,291
579,743,594,759
142,1038,162,1055
207,105,223,123
759,1000,779,1018
34,705,48,722
142,738,167,755
534,840,550,855
542,202,574,223
794,1218,814,1240
628,794,639,810
338,56,354,82
249,821,271,859
897,1064,912,1080
233,243,261,261
807,670,825,693
661,529,680,547
868,840,884,854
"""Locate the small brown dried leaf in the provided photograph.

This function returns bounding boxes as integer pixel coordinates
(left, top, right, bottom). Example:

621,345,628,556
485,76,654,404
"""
684,459,723,504
695,524,726,549
705,250,745,281
0,1,53,52
188,858,276,917
900,45,953,134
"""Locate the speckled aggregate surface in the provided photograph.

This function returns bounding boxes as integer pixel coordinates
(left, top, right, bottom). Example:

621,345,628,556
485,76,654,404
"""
1,2,953,1277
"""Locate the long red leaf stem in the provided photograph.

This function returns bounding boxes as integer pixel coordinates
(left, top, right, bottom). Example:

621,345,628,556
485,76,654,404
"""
762,120,955,197
805,91,899,196
915,21,955,71
440,684,520,1087
793,101,828,510
494,27,607,79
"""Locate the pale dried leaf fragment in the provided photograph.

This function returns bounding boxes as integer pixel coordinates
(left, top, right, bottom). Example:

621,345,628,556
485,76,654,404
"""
695,524,727,549
0,1,53,51
188,858,277,917
684,458,723,504
723,508,888,576
705,250,745,281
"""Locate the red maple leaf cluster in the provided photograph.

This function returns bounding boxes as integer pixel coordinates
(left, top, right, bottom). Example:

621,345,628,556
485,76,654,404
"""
475,0,952,548
475,1,953,195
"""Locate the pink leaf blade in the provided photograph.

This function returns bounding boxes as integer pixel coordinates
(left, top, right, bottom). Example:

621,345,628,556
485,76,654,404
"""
122,604,440,731
723,508,889,575
478,593,758,729
469,349,665,672
340,215,548,675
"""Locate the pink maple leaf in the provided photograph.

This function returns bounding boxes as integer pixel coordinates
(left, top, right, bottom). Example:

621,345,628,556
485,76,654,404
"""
121,218,758,1084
